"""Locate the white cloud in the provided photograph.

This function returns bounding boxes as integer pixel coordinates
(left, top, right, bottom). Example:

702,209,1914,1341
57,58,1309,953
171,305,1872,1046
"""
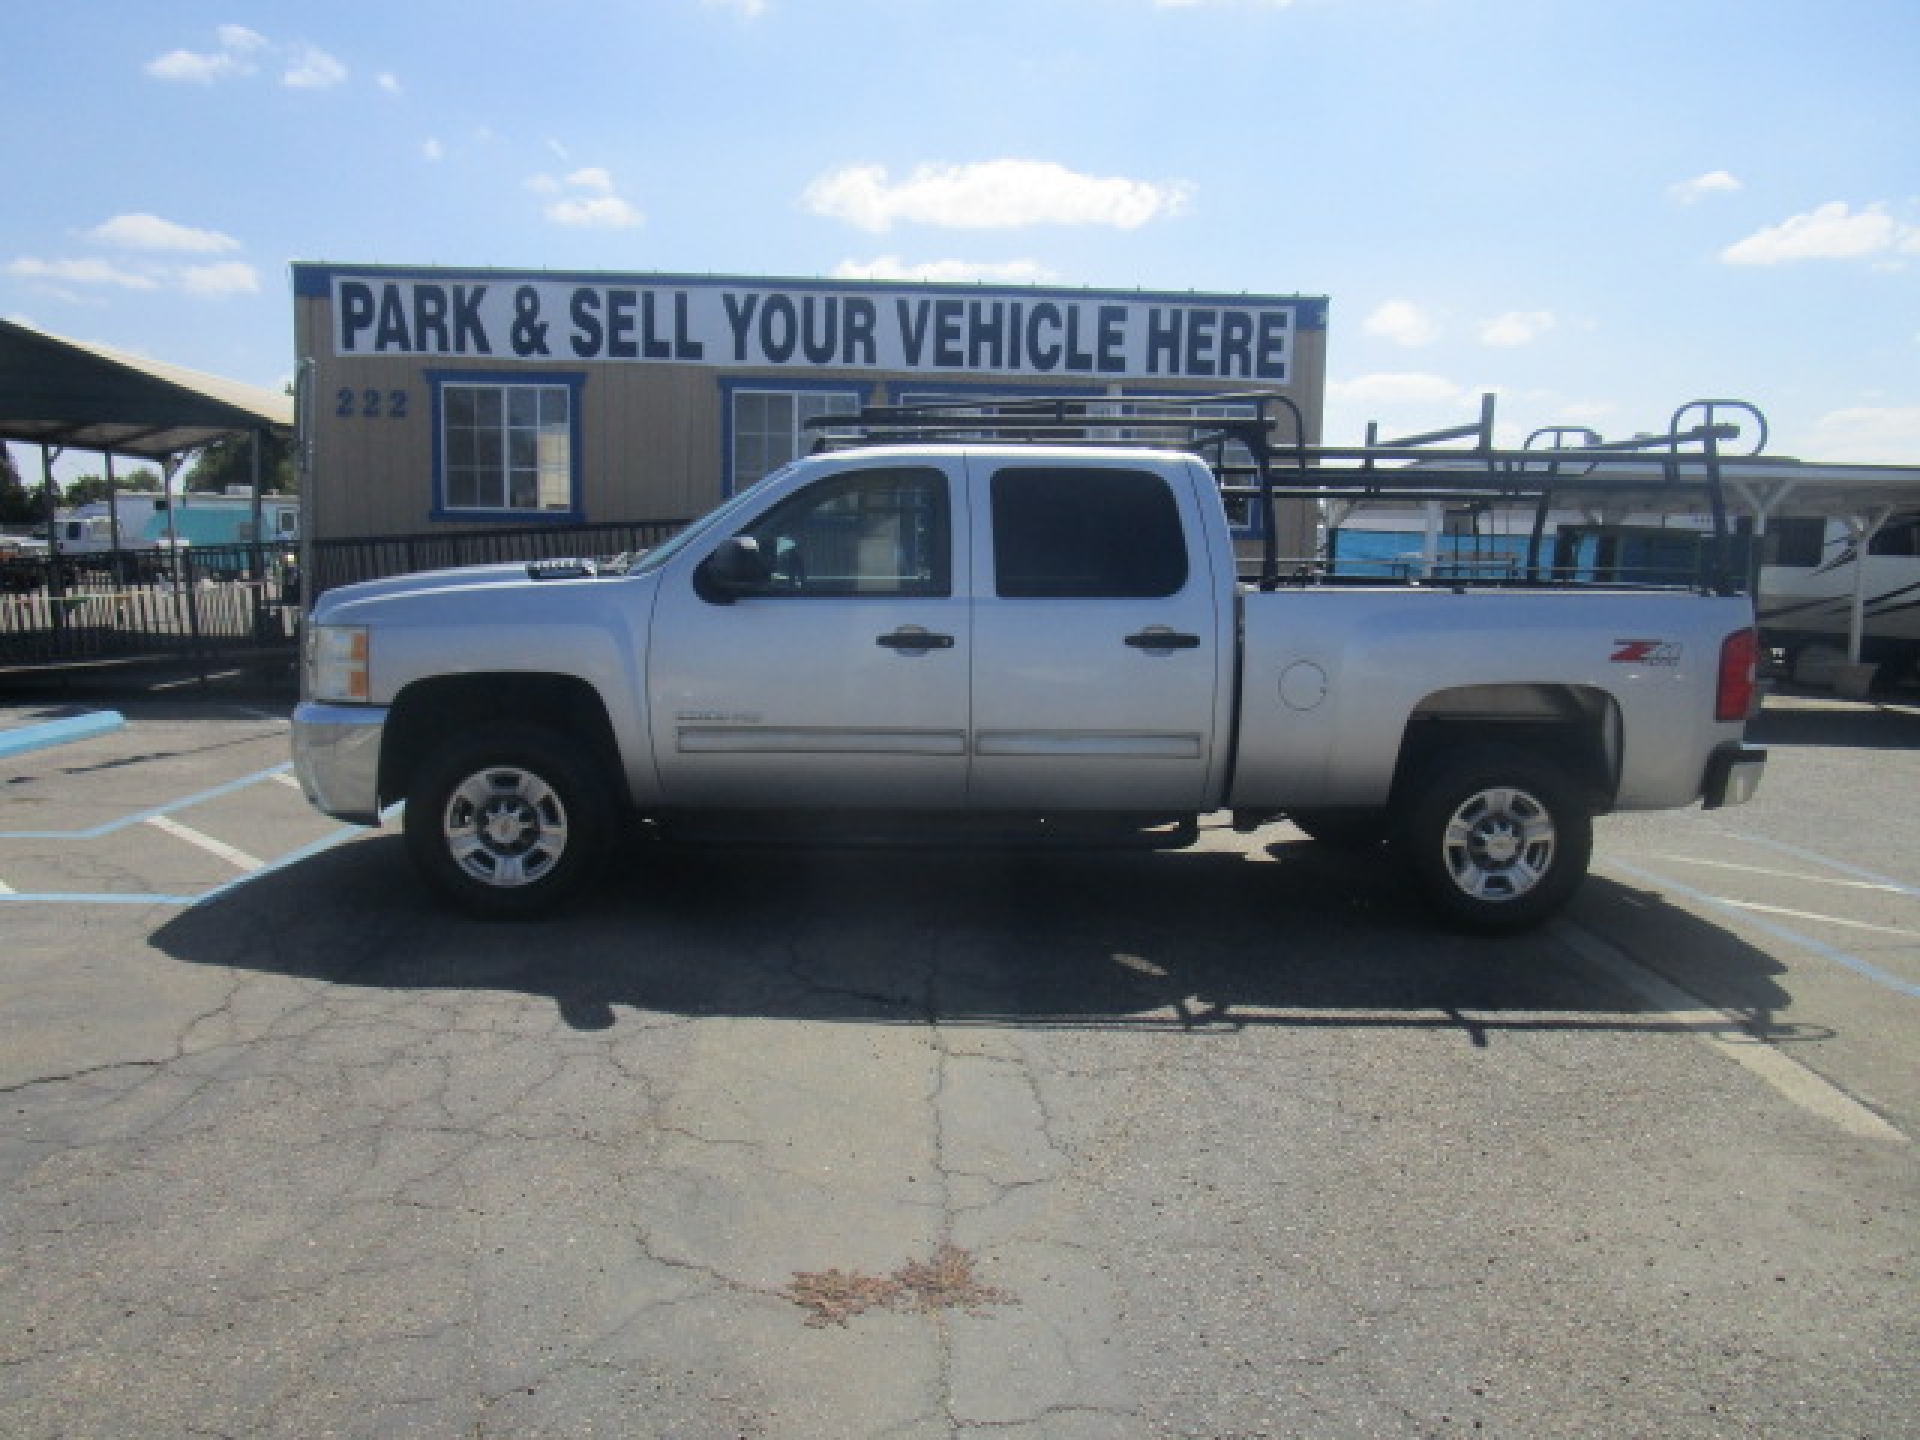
1721,201,1920,265
6,257,159,290
1801,406,1920,463
703,0,768,15
9,232,258,300
145,48,246,83
832,256,1059,284
1536,398,1619,429
179,261,260,296
1326,372,1472,407
547,196,644,228
86,213,240,254
284,44,348,89
144,26,266,83
804,159,1190,232
1361,300,1440,347
146,28,350,91
531,168,644,228
1478,310,1557,347
1669,170,1742,204
422,138,445,162
377,72,402,95
564,167,616,194
217,26,269,53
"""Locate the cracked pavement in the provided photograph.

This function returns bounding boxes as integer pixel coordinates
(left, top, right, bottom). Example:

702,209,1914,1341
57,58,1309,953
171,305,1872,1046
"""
1,694,1915,1437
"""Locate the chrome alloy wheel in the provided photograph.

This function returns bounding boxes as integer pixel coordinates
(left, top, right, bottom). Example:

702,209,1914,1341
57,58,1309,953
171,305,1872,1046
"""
1438,785,1556,903
443,765,570,889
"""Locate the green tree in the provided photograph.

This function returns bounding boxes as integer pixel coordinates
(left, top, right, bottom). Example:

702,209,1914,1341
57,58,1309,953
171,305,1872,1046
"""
0,447,43,525
62,468,162,507
182,431,297,495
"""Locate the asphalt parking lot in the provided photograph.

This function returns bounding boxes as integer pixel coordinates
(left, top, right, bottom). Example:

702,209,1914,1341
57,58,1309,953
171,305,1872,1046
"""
2,676,1915,1439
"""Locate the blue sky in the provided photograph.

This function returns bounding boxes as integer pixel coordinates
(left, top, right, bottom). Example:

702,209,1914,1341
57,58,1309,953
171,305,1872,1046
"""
5,0,1917,483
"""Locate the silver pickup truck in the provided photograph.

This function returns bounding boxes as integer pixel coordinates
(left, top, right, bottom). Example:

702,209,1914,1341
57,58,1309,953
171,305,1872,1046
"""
293,402,1766,931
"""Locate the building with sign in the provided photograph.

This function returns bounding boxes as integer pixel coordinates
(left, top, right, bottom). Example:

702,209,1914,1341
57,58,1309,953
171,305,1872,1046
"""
292,263,1328,547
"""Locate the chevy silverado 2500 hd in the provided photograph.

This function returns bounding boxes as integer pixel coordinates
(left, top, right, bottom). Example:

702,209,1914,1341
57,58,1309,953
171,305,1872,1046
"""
292,397,1766,930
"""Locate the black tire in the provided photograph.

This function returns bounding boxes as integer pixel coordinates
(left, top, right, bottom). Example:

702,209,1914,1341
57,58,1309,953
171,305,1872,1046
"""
404,724,613,919
1288,808,1388,850
1391,747,1592,934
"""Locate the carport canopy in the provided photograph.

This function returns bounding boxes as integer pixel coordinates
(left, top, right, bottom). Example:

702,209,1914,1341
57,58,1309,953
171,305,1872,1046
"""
0,317,291,460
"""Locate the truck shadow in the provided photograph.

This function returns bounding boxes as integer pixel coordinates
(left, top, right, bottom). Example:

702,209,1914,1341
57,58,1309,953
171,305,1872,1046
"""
149,822,1806,1045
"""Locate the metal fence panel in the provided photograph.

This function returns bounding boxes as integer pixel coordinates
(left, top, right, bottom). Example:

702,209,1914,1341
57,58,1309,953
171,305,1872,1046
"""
1,520,685,673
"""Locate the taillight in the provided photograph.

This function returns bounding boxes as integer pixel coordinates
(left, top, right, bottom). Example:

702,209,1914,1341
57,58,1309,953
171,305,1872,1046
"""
1716,628,1759,723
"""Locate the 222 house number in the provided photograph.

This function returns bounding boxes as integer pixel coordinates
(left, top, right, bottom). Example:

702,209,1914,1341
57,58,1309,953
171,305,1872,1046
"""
336,387,410,419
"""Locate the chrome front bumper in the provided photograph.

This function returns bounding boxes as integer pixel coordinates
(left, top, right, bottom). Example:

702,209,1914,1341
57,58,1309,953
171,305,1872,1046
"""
291,700,389,825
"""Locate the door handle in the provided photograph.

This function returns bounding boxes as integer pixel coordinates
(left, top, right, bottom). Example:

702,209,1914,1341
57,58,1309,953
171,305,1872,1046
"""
1125,629,1201,650
877,629,955,650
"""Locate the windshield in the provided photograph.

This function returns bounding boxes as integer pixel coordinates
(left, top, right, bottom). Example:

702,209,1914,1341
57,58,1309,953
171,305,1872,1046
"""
614,463,800,577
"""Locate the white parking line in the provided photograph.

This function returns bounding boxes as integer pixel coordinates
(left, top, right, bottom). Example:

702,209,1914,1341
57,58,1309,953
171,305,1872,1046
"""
1649,853,1915,896
0,763,293,841
1601,857,1920,1000
143,814,264,872
1722,899,1919,938
1706,828,1920,900
1555,919,1908,1146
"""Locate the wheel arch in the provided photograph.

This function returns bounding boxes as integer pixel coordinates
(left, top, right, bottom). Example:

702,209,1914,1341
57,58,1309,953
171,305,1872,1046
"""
1391,683,1621,812
379,672,627,813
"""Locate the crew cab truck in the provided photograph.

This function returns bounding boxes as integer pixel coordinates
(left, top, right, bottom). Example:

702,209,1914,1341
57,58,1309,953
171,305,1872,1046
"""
292,397,1767,931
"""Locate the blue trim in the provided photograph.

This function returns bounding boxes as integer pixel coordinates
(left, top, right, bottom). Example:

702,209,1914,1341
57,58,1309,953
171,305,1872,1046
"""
0,710,124,760
426,369,586,523
291,262,1328,328
718,377,868,499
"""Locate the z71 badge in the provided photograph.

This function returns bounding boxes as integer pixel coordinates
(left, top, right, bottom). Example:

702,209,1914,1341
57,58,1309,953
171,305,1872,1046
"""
1611,639,1683,666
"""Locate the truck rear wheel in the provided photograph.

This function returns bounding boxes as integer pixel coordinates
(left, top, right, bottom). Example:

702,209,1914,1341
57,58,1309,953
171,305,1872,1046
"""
1392,747,1591,933
403,724,612,919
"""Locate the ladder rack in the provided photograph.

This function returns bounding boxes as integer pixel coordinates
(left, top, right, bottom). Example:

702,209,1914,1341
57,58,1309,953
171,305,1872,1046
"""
805,392,1768,595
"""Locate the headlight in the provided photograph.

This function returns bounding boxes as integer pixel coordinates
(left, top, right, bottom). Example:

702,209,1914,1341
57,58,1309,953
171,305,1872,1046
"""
310,624,370,702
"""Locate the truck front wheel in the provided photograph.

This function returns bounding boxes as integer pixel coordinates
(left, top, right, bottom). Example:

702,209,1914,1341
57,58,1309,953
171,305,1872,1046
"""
404,724,612,919
1392,747,1591,933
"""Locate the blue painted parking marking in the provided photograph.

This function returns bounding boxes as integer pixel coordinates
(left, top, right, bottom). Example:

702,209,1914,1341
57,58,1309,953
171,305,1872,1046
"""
0,806,400,908
1603,857,1920,1001
0,762,296,841
0,710,126,760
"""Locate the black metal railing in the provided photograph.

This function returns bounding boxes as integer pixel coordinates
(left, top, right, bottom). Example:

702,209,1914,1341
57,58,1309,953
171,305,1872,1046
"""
0,518,687,676
0,546,298,669
307,518,686,598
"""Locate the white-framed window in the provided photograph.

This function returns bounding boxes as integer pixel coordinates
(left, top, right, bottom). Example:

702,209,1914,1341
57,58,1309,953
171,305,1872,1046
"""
435,377,580,517
728,387,861,493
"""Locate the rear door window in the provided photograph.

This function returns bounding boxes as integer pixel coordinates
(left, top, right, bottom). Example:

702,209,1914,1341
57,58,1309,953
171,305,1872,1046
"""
990,467,1188,599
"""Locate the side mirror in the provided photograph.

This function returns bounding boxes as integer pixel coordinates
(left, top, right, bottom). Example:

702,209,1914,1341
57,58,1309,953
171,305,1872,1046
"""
696,535,773,604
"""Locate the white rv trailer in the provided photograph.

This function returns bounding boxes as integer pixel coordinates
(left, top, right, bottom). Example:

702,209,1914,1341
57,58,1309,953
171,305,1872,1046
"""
50,493,169,555
1321,457,1920,684
1756,510,1920,673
